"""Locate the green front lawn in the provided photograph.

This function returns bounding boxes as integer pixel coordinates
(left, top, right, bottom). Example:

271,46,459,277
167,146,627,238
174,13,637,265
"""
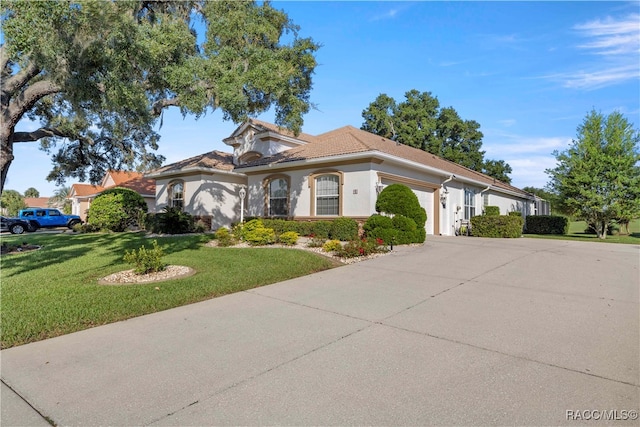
524,219,640,244
0,232,340,349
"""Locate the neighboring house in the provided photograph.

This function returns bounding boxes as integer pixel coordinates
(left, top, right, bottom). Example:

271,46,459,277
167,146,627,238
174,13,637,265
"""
147,119,539,236
23,197,54,208
69,171,156,221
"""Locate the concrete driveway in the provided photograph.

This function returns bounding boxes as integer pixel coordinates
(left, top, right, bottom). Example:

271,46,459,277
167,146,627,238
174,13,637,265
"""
2,236,638,426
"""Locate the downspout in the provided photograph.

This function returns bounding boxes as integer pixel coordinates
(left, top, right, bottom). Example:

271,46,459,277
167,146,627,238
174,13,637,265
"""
440,175,455,235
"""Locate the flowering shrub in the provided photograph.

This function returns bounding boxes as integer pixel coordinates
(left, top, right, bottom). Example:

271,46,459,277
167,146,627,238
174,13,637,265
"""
335,237,386,258
322,239,342,252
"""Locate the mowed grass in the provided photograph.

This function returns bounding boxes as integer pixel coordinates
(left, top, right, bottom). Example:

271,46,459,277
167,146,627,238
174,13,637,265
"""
0,232,340,349
524,218,640,244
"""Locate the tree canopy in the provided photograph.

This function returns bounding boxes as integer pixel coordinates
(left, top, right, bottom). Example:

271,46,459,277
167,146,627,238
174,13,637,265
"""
546,110,640,239
0,189,27,216
0,0,319,192
24,187,39,198
361,90,512,183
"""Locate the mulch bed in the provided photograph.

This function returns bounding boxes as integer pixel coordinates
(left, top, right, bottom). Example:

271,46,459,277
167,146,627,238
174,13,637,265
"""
1,243,42,255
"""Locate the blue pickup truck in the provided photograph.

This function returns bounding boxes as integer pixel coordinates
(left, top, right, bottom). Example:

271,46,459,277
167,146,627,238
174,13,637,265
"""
18,208,82,230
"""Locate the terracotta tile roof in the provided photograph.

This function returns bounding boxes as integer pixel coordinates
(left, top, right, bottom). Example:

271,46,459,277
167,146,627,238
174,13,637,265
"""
148,150,235,176
247,118,318,143
239,125,528,196
117,176,156,195
23,197,52,208
70,174,155,197
107,170,145,185
71,183,103,197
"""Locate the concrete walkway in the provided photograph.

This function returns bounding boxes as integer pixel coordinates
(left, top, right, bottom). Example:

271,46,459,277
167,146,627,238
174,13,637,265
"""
2,236,638,426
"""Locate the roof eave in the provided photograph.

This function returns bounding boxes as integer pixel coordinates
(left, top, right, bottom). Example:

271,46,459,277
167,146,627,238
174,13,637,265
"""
145,166,246,180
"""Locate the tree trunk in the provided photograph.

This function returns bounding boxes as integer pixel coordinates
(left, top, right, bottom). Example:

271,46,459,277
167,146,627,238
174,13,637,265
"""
597,220,607,239
0,126,14,194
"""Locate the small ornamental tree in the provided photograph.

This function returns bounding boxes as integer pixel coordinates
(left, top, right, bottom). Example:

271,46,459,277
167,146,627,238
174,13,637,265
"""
88,187,147,232
546,110,640,239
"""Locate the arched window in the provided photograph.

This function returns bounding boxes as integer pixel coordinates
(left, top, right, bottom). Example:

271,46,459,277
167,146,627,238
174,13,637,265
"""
311,172,342,216
264,176,290,217
169,181,184,210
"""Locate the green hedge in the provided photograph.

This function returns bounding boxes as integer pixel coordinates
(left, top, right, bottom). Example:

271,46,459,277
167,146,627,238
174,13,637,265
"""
470,215,524,238
484,206,500,216
259,218,358,240
525,215,569,235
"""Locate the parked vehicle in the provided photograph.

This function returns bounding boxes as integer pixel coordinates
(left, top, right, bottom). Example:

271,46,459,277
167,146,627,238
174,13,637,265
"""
0,216,40,234
17,208,82,229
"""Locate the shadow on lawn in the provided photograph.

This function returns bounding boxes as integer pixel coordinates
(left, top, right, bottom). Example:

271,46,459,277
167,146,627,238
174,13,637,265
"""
0,232,209,277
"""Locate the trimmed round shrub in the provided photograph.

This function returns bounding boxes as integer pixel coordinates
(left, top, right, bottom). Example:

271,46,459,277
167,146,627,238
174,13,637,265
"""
363,214,393,233
329,217,359,241
88,188,148,232
244,227,276,246
366,227,399,245
322,239,343,252
392,215,421,244
376,184,427,228
278,231,299,246
363,212,425,244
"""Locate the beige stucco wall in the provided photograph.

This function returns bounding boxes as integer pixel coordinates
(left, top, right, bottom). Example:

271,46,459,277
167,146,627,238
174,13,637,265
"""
155,173,247,230
245,162,378,219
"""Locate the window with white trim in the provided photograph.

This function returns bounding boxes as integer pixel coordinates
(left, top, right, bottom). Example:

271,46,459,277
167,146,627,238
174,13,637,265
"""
315,174,339,216
464,188,476,220
169,181,184,210
268,178,289,216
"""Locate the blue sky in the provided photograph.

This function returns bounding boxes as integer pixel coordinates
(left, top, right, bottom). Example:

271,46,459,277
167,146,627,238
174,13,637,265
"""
6,1,640,196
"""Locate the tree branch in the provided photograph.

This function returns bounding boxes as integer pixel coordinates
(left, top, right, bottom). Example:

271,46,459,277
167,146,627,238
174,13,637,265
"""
151,97,181,116
6,79,61,124
12,126,94,145
1,61,41,101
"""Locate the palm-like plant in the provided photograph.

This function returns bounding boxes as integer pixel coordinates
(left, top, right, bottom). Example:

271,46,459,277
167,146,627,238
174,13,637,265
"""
49,186,72,214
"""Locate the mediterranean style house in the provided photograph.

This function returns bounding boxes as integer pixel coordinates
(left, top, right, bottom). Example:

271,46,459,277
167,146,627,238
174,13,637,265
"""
147,119,543,236
69,170,156,221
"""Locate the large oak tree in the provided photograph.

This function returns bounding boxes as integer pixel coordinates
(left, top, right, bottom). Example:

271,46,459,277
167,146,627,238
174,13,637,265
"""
361,90,512,183
0,0,319,192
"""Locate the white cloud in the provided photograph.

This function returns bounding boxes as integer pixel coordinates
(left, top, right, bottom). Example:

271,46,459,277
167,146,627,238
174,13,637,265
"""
484,133,571,156
370,8,399,22
483,133,572,188
554,13,640,89
574,14,640,55
497,119,516,127
560,64,639,90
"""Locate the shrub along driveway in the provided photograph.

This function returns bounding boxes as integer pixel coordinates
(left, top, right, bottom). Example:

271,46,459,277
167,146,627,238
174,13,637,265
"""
2,236,638,425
